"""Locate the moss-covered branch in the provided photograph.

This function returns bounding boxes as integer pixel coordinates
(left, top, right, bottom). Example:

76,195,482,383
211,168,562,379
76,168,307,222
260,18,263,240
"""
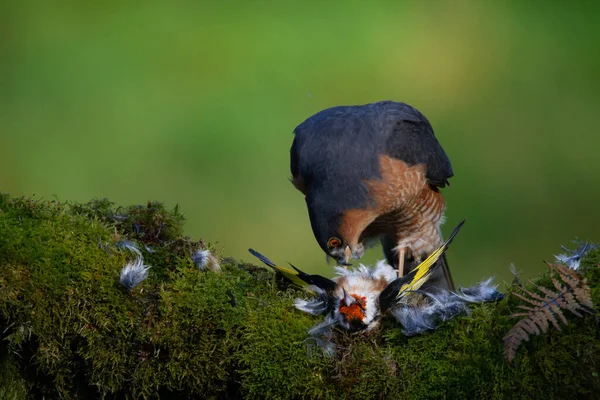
0,194,598,399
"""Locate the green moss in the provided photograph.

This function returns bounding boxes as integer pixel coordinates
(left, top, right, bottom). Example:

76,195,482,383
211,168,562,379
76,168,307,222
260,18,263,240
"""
0,193,598,399
238,293,336,400
0,350,29,400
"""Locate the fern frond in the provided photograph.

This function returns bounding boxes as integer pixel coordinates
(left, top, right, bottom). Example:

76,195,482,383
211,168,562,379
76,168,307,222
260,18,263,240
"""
513,286,546,304
503,263,594,363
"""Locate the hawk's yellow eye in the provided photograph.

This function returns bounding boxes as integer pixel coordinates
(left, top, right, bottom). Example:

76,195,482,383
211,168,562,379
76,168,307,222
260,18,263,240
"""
328,237,341,248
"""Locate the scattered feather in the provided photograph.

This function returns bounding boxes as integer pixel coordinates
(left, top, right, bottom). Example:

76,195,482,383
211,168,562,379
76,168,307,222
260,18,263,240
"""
393,277,503,336
116,240,151,290
555,240,597,270
305,336,335,358
294,286,329,315
307,314,338,337
393,291,468,336
119,254,151,291
332,260,396,282
115,240,142,257
304,314,336,357
509,263,522,286
191,249,221,272
457,278,504,303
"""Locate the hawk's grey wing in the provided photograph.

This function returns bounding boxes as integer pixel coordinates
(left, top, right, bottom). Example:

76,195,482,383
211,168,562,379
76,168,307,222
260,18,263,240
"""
382,105,453,188
289,136,307,195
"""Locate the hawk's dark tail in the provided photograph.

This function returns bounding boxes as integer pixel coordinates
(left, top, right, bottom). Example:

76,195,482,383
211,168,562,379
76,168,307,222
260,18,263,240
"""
439,253,456,292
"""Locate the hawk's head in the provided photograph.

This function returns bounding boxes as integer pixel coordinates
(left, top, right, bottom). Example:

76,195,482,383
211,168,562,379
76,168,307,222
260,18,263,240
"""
306,196,365,266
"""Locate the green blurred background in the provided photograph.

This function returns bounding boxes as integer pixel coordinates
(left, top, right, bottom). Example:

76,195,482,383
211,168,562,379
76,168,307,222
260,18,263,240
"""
1,1,598,285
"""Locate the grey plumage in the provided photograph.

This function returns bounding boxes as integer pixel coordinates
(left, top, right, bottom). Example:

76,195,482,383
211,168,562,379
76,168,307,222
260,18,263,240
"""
509,263,522,286
294,286,329,316
304,314,337,358
120,258,151,291
191,249,221,272
305,336,335,359
456,277,504,303
393,291,467,336
392,278,503,336
555,240,597,270
115,240,142,257
118,241,151,290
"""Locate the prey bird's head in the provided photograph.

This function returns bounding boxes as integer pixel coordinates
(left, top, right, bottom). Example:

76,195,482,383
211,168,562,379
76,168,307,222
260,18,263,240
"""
333,281,382,331
336,289,369,330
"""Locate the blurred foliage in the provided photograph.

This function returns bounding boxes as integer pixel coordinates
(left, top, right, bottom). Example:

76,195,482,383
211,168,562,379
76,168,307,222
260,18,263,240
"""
0,194,598,399
1,1,599,285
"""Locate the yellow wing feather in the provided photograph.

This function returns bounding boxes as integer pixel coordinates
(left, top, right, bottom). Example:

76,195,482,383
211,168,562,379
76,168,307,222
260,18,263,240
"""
397,219,466,299
248,248,311,289
272,267,310,289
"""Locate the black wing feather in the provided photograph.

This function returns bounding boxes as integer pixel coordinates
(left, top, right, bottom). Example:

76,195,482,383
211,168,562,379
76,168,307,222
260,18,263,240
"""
248,248,337,293
248,248,278,268
288,263,337,293
378,266,420,313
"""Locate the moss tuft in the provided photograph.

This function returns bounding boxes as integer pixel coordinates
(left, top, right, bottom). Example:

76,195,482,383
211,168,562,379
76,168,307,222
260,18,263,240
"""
0,193,598,399
0,349,29,400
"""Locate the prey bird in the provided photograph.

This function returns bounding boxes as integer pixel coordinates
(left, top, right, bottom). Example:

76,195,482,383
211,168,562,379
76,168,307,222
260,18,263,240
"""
290,101,454,290
249,219,465,331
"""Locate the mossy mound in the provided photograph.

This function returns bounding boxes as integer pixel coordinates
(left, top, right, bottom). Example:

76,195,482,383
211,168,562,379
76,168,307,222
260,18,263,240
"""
0,194,598,399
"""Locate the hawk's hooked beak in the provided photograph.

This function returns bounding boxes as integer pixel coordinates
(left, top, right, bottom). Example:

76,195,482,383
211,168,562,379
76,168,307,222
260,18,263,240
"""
339,244,365,266
339,246,352,266
341,246,352,266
